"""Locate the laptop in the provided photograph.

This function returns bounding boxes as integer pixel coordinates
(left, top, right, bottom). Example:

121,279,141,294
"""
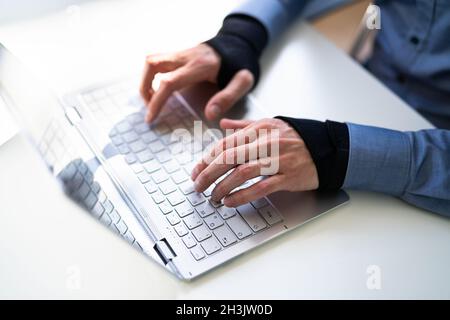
0,43,349,280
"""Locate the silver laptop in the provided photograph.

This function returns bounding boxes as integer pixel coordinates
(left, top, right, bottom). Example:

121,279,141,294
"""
0,43,349,280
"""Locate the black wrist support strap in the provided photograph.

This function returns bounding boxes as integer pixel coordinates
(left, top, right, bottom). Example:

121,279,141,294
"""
275,117,350,191
205,14,268,89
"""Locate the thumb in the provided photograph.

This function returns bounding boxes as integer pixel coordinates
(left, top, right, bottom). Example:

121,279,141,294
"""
204,69,254,121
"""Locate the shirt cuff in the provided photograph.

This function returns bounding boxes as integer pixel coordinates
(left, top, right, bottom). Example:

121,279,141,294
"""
275,117,349,191
343,123,412,196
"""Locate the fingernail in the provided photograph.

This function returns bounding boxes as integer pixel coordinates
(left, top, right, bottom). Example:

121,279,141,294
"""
210,104,221,117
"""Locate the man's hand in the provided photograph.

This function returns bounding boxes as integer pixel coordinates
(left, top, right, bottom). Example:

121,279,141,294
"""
191,118,319,208
140,44,254,123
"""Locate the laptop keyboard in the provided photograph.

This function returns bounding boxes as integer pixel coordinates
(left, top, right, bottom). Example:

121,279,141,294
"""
80,82,283,261
57,158,143,252
39,119,143,251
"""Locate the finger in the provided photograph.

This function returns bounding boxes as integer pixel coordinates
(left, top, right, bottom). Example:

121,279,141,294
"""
140,54,183,104
204,69,254,121
146,65,203,122
193,139,268,193
223,175,283,208
220,118,254,130
191,122,259,180
211,159,267,202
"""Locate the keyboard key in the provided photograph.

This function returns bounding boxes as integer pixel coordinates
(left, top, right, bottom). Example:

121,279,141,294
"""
151,170,169,184
137,171,151,183
195,201,216,218
133,241,143,251
124,153,137,164
144,181,158,193
116,219,128,234
187,192,206,206
124,230,135,244
141,131,157,143
103,199,114,213
159,201,173,214
117,144,130,154
213,225,237,247
84,192,97,210
190,246,205,260
200,237,221,255
171,170,188,184
226,215,253,239
176,151,193,165
167,191,185,206
143,159,161,173
156,150,172,163
151,191,165,204
217,206,236,220
158,180,177,195
163,159,180,174
183,213,203,230
175,202,194,218
116,121,132,133
136,149,153,163
129,140,146,153
160,133,177,145
204,213,223,230
149,140,165,153
111,135,124,146
122,131,139,143
109,210,120,224
134,123,150,134
166,212,181,226
191,225,211,242
258,205,282,225
174,223,188,237
91,201,105,218
182,234,196,248
237,203,267,232
77,181,90,200
98,190,107,203
130,163,144,174
179,180,195,195
251,197,269,209
99,212,112,226
169,142,184,155
126,112,143,124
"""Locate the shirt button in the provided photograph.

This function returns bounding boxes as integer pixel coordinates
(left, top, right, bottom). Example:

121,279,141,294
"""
410,35,420,45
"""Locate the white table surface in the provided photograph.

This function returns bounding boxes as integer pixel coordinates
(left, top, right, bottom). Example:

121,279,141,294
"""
1,0,449,299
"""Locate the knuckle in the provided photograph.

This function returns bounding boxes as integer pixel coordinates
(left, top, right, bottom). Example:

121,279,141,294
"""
236,164,252,177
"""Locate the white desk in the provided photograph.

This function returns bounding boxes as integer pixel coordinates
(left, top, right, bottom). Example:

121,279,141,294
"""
1,0,449,299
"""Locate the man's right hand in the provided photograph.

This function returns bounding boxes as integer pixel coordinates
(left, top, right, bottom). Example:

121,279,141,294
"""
139,44,254,123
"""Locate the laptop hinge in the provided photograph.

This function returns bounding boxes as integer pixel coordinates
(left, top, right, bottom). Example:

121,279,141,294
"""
64,106,82,125
154,238,176,265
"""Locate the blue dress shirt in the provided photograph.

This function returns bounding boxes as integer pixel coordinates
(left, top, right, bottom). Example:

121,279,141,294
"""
230,0,450,215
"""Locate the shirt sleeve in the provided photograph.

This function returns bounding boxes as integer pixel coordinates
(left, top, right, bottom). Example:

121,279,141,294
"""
344,123,450,216
229,0,353,43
